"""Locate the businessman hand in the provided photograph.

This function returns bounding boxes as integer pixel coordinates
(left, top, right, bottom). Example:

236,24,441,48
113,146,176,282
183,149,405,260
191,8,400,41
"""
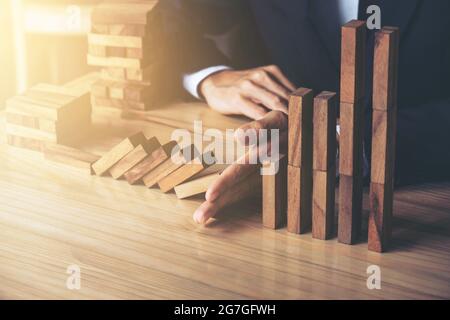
193,111,288,224
199,65,296,120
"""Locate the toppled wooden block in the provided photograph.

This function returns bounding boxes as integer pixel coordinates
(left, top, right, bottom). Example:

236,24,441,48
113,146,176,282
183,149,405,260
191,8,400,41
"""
262,155,287,230
124,141,178,185
158,151,216,193
43,143,100,174
109,137,161,179
91,132,147,176
142,144,197,188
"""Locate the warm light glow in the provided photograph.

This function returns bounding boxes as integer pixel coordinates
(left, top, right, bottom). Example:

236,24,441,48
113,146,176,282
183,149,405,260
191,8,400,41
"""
11,0,27,94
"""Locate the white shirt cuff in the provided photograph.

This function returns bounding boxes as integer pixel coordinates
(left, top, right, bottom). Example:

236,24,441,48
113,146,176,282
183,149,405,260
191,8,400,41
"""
183,65,231,99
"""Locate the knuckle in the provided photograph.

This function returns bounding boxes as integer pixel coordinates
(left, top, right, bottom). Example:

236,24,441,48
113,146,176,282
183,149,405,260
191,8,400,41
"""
251,70,266,81
239,79,252,90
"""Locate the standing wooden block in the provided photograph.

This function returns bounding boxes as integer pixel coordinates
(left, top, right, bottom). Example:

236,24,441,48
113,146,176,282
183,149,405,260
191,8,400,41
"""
312,165,336,240
87,54,145,69
262,155,287,230
313,92,337,171
92,132,147,176
288,88,314,167
372,27,399,112
109,137,161,179
43,144,100,175
88,33,146,49
124,141,177,185
287,164,312,234
340,20,366,104
338,174,363,244
368,182,394,252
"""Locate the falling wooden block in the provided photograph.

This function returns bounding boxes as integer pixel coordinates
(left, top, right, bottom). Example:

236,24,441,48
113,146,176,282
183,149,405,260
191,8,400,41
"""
109,137,161,179
262,155,287,230
313,91,337,172
142,144,196,188
91,2,159,25
43,143,100,175
372,27,399,112
158,151,216,193
312,165,336,240
338,174,363,244
287,164,312,234
368,182,394,252
340,20,366,104
124,141,177,185
91,132,147,176
288,88,314,167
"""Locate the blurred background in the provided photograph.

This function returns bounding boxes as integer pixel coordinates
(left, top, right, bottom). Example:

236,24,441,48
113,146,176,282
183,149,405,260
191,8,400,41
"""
0,0,103,108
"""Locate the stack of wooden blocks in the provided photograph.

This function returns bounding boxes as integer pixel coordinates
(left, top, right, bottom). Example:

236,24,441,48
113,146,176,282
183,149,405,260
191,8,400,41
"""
263,21,399,253
88,1,162,121
5,84,91,152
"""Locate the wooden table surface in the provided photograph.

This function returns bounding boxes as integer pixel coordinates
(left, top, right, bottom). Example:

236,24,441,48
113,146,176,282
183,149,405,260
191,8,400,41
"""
0,102,449,300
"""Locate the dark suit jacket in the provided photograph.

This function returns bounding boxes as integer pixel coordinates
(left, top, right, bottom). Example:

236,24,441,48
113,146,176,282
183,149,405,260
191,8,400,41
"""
161,0,450,185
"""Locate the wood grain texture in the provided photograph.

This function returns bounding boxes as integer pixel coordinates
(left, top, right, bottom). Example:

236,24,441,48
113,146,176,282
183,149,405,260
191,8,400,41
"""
92,132,147,176
0,101,450,299
368,182,394,253
88,33,146,49
338,174,363,244
288,88,314,167
91,1,159,25
313,91,337,171
124,141,177,185
174,173,220,200
340,20,366,104
43,144,100,175
109,137,161,179
373,27,399,112
87,54,146,70
287,164,312,234
312,166,336,240
262,155,287,230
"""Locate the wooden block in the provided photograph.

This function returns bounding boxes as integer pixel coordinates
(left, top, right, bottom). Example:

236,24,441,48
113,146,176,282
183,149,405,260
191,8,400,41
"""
368,182,394,252
43,143,100,175
91,132,147,176
312,166,336,240
6,134,43,152
91,2,159,25
91,23,109,34
313,91,337,171
338,174,363,244
91,79,110,98
339,101,365,176
87,54,145,69
142,145,196,188
158,151,215,193
287,164,312,234
373,27,399,112
109,137,161,179
100,67,127,81
262,155,287,230
88,44,107,57
91,97,149,111
174,173,220,200
340,20,366,104
126,64,157,82
108,24,147,37
88,33,146,49
288,88,314,167
124,141,179,185
371,109,397,185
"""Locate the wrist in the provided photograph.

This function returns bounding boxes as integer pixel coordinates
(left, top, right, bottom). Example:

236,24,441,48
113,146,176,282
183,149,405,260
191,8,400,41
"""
198,69,230,99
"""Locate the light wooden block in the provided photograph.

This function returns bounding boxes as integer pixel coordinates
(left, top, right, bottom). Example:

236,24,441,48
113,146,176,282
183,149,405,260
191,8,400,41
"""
313,91,337,171
124,141,178,185
91,132,147,176
368,182,394,252
288,88,314,167
373,27,399,112
340,20,366,104
6,134,44,152
312,166,336,240
287,164,312,234
262,155,287,230
43,143,100,175
91,97,149,111
174,173,220,200
109,137,161,179
88,33,146,49
87,54,145,69
91,2,159,25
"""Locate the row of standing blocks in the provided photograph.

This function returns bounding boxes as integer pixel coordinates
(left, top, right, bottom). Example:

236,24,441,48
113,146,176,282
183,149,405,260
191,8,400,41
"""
263,21,399,253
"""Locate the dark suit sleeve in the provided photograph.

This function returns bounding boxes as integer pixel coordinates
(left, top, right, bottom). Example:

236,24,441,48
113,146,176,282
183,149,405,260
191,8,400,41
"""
395,98,450,185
